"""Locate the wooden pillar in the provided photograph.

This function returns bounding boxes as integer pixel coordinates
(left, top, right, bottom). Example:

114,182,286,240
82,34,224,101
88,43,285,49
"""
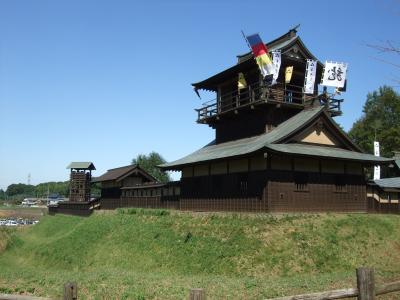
357,267,375,300
189,288,206,300
64,282,77,300
266,153,271,170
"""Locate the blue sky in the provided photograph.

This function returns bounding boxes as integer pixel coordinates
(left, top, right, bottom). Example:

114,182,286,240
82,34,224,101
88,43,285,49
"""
0,0,399,190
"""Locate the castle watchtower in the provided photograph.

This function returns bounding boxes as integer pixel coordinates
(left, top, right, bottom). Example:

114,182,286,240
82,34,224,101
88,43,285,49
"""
66,162,96,202
193,28,343,144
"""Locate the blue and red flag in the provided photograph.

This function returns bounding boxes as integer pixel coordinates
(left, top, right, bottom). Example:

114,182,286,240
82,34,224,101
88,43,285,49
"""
246,34,274,82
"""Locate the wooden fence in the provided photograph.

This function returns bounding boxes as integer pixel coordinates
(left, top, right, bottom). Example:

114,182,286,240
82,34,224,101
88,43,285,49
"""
1,268,399,300
189,268,400,300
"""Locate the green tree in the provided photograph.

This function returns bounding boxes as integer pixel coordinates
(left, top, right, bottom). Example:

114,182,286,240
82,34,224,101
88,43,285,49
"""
131,152,171,183
6,183,35,196
348,86,400,157
35,181,70,197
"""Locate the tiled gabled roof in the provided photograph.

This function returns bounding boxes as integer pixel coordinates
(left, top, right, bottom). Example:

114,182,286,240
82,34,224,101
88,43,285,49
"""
266,144,393,163
160,106,393,170
192,28,321,91
373,177,400,189
92,165,156,183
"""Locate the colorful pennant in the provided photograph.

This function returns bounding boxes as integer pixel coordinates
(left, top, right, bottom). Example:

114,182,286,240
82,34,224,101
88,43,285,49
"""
245,34,274,81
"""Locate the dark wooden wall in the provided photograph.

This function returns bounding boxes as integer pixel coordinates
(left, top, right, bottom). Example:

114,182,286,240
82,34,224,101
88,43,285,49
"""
100,198,122,210
101,196,180,210
180,170,367,213
101,187,121,199
214,107,298,144
267,173,366,212
181,170,267,199
48,201,96,216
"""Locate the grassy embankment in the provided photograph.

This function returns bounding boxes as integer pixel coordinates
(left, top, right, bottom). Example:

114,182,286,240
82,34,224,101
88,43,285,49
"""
0,209,400,299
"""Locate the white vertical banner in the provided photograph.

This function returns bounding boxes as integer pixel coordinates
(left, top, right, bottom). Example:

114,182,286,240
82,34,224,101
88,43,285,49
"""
271,50,281,85
304,59,317,94
321,61,348,88
373,141,380,180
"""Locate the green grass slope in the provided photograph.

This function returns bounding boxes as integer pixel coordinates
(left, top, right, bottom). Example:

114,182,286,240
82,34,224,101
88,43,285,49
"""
1,209,400,299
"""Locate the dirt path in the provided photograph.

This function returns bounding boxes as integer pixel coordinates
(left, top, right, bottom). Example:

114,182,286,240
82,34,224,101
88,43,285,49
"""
0,207,46,219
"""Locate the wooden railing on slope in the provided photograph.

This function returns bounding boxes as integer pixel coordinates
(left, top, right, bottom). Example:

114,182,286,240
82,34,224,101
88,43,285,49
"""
188,267,400,300
1,268,399,300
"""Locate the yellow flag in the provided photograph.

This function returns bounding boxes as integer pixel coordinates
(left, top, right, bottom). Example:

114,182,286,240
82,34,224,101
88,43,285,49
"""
238,72,247,89
285,66,293,83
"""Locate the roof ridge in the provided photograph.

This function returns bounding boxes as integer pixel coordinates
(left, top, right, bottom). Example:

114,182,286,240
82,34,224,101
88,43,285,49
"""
107,164,137,171
237,28,298,59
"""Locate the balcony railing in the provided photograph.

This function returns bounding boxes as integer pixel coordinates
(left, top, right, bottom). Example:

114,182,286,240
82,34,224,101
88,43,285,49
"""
196,82,343,122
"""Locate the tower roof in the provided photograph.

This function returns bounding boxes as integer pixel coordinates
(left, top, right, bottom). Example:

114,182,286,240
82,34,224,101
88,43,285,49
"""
192,27,322,92
66,162,96,170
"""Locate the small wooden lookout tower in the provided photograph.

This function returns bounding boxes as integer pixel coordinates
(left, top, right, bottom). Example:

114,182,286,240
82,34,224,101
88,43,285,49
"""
66,162,96,202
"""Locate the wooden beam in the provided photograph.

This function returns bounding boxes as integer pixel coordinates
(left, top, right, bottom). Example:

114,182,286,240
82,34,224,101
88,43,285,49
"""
376,281,400,296
265,279,400,300
266,288,358,300
0,295,54,300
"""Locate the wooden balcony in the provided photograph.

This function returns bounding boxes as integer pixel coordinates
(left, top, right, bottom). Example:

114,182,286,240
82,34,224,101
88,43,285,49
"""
196,83,343,123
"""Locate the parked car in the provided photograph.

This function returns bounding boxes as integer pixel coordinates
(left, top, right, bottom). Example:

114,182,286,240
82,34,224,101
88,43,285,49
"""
21,198,38,207
5,220,18,226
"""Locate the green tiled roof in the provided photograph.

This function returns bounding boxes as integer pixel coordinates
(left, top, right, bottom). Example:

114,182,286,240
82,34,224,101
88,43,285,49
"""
266,144,393,163
395,160,400,170
374,177,400,189
66,162,96,170
160,107,393,170
161,107,323,169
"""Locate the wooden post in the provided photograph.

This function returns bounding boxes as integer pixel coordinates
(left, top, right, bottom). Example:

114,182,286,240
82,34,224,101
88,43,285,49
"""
189,288,205,300
357,267,375,300
63,282,77,300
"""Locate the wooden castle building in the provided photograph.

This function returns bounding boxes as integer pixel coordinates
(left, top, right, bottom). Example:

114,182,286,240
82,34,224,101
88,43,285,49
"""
159,28,394,212
93,164,180,209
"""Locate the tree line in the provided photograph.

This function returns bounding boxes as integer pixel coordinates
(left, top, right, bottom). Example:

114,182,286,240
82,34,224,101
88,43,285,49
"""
0,181,69,200
0,182,101,202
